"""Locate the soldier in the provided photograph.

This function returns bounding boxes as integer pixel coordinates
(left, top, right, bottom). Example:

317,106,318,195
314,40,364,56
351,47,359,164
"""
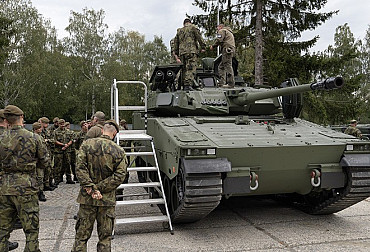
344,119,363,138
173,18,206,91
38,116,56,191
49,117,59,132
71,120,127,252
53,119,75,185
210,23,236,88
66,122,78,182
32,122,47,202
85,111,105,139
0,105,50,252
0,109,20,251
75,120,88,150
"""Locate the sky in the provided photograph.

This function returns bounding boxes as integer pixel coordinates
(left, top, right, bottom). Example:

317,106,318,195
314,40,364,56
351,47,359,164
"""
31,0,370,52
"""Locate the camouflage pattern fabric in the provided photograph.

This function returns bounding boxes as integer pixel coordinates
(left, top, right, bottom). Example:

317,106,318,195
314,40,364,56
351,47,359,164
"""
75,130,87,150
0,125,49,252
53,127,74,183
72,135,127,251
180,53,198,87
85,124,103,140
174,23,205,56
72,204,115,252
76,135,127,206
344,126,362,138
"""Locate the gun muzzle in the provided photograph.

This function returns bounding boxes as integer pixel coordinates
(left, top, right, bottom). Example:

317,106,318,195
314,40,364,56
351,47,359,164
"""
310,76,344,90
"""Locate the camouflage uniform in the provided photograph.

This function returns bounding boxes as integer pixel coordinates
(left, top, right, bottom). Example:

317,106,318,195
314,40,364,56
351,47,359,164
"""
0,123,50,252
40,127,53,188
174,20,206,88
212,25,236,87
344,125,362,138
72,134,127,252
53,125,74,184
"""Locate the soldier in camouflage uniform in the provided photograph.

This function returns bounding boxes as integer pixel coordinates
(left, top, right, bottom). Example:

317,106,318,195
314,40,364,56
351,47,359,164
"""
32,122,47,202
210,23,236,88
85,111,105,139
173,18,206,91
0,105,50,252
72,120,127,252
53,119,75,185
0,109,20,251
38,116,56,191
344,119,363,138
66,122,78,181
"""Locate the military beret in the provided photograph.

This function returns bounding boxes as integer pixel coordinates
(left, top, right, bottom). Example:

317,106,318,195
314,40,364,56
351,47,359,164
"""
39,117,50,123
94,111,105,120
105,119,120,132
53,117,60,123
32,122,42,130
58,119,65,124
4,105,24,116
0,109,4,119
80,120,86,127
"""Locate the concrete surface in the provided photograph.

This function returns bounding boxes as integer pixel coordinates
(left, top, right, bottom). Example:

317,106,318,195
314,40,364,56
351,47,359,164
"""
9,180,370,252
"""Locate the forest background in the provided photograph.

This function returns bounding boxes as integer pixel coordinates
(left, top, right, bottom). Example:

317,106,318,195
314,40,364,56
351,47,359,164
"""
1,0,369,125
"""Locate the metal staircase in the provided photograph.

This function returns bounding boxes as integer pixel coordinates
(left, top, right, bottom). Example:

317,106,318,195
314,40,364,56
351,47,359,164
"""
111,80,174,235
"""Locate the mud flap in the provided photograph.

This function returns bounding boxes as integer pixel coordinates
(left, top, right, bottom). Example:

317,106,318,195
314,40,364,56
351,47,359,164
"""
181,158,231,174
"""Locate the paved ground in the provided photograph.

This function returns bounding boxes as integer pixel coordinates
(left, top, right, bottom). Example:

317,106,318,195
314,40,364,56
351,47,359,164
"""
9,180,370,252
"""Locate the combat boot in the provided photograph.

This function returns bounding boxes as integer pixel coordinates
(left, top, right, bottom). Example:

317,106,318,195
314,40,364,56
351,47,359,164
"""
38,191,47,202
8,241,19,251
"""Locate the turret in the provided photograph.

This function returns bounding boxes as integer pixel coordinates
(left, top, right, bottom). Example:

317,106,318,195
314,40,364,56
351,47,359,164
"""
147,63,344,118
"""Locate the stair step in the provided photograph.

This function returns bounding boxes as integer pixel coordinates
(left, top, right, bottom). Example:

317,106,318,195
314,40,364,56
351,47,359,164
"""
127,167,157,172
116,215,169,225
126,152,154,157
116,198,165,206
117,182,161,190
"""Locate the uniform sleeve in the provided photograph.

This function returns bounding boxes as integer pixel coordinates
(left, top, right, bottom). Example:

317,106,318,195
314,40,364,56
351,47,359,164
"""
35,134,51,170
212,30,225,48
173,31,180,56
96,152,128,193
85,127,101,140
76,144,95,188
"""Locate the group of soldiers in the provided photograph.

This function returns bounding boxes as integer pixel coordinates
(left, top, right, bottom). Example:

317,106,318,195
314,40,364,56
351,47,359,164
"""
1,105,129,251
171,18,236,90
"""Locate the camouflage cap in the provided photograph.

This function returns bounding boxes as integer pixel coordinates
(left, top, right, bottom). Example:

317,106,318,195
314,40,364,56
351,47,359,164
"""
94,111,105,120
105,119,120,132
53,117,60,123
350,119,357,124
0,109,4,119
120,119,127,124
4,105,24,116
65,122,70,126
58,119,65,124
32,122,42,130
39,117,50,123
79,120,86,127
183,18,191,24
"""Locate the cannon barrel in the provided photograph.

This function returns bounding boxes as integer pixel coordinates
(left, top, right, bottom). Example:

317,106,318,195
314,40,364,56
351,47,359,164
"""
234,77,344,105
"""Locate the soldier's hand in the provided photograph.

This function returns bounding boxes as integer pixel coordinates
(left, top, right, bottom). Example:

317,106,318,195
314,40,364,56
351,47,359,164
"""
176,58,181,64
210,45,213,50
92,190,102,200
85,187,93,195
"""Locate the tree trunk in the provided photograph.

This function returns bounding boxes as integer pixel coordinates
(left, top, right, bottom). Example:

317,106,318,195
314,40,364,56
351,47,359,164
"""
254,0,264,85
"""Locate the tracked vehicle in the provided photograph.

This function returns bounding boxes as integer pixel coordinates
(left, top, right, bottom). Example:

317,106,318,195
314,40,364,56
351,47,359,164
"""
113,58,370,224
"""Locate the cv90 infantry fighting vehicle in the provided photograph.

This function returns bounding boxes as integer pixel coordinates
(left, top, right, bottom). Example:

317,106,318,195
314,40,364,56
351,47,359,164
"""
125,58,370,223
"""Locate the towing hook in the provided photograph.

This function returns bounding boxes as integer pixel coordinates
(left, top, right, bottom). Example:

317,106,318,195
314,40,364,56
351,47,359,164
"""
310,169,321,187
250,172,259,191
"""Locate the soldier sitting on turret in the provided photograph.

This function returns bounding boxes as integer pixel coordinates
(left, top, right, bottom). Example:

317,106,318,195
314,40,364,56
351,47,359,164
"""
344,119,362,138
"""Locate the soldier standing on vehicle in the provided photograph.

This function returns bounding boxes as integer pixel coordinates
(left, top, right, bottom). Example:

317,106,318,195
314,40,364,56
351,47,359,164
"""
71,120,127,252
85,111,105,139
0,105,50,252
173,18,206,91
210,23,236,88
344,119,362,138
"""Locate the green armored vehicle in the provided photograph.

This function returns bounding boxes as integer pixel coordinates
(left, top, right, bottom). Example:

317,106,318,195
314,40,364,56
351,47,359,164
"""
121,59,370,223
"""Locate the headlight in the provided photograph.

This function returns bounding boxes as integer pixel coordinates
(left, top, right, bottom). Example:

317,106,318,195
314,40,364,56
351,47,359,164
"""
186,148,216,156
